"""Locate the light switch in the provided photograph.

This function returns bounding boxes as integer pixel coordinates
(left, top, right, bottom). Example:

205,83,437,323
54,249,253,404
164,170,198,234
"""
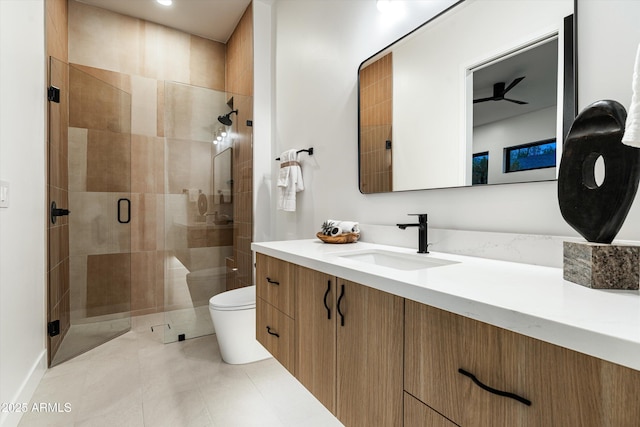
0,180,9,208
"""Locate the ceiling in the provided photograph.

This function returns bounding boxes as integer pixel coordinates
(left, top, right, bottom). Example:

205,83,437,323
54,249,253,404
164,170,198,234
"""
473,38,559,127
75,0,252,43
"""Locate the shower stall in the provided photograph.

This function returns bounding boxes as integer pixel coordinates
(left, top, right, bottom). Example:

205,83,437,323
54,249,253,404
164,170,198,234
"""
48,59,240,365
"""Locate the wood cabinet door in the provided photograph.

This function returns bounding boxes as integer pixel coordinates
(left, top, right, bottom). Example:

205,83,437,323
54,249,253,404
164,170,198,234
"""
294,266,337,414
255,253,294,317
404,393,459,427
336,279,404,427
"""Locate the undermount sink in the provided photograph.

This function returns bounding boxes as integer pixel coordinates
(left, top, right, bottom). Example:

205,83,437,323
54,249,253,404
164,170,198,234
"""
336,249,458,271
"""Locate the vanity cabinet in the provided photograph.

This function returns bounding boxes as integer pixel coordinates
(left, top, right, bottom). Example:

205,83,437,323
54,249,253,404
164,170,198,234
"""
404,300,640,427
255,250,640,427
255,254,295,373
294,265,404,427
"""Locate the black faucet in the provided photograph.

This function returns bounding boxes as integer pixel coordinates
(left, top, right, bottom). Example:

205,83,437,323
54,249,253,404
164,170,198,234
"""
397,214,429,254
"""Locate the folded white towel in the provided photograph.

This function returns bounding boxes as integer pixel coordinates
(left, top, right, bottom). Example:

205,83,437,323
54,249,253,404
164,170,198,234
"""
623,43,640,147
339,221,360,233
277,149,305,212
328,219,360,234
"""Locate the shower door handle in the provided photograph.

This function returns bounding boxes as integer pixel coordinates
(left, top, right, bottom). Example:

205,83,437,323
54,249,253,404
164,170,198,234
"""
117,198,131,224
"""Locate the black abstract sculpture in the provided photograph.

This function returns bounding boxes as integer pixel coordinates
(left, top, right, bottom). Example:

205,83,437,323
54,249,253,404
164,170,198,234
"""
558,100,640,243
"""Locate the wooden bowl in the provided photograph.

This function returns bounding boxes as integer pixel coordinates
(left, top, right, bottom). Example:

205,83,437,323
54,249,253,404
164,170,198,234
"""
316,232,360,244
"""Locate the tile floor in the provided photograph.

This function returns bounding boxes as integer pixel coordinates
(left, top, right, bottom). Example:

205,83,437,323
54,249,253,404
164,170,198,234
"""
18,316,343,427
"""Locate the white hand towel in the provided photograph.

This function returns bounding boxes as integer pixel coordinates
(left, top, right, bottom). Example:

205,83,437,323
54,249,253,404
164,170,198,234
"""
277,149,305,211
623,43,640,147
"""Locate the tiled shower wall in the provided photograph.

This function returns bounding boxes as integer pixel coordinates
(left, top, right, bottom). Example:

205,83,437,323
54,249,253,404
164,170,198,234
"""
226,6,254,290
46,0,70,364
359,52,393,193
67,0,231,317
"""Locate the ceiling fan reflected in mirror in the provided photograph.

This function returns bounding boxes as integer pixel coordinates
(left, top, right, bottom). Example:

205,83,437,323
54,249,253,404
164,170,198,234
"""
473,76,528,105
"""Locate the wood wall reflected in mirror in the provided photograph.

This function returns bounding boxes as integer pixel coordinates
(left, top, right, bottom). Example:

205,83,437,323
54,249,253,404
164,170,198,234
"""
359,53,393,194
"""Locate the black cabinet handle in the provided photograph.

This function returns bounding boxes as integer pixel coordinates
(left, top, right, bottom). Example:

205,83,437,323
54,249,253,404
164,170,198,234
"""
117,198,131,224
458,368,531,406
323,280,331,320
266,326,279,338
337,284,345,326
266,277,280,285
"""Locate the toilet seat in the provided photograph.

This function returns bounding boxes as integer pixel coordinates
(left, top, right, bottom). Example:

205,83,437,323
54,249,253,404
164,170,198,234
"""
209,285,255,311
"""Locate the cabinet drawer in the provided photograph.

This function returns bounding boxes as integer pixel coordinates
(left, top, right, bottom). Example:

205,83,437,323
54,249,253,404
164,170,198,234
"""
405,300,640,427
256,253,294,317
404,393,458,427
256,297,294,373
405,301,529,426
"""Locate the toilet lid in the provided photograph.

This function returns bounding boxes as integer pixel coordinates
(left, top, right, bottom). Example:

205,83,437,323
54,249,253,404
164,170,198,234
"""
209,285,256,310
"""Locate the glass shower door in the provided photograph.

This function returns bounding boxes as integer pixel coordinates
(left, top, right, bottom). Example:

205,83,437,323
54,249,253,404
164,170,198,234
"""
162,81,234,343
49,61,132,366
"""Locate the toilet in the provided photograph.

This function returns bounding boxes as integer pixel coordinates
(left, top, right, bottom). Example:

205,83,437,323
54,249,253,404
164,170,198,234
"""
208,285,272,364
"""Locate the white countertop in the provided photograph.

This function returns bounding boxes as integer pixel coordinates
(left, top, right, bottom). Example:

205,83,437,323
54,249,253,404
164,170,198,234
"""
252,239,640,371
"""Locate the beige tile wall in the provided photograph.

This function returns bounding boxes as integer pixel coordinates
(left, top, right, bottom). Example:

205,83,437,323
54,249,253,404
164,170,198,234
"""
359,53,393,193
69,65,131,133
86,253,131,317
68,1,225,91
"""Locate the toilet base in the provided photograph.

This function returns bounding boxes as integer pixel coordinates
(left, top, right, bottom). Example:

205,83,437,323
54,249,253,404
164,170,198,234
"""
210,306,272,365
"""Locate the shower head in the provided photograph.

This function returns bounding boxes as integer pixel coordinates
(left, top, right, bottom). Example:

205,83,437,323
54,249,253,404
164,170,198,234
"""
217,109,238,126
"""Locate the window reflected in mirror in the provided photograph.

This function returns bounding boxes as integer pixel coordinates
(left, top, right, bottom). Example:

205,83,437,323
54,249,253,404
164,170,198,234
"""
504,139,557,174
472,152,488,185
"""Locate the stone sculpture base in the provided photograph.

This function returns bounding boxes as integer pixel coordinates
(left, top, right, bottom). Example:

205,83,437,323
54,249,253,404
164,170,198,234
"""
563,241,640,290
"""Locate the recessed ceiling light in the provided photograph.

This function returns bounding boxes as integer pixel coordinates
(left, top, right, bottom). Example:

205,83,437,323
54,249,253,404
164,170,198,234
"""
157,0,172,6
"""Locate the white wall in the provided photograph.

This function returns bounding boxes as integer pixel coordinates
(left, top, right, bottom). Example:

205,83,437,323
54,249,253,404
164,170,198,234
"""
473,106,557,185
0,2,47,427
253,0,640,244
253,0,276,243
